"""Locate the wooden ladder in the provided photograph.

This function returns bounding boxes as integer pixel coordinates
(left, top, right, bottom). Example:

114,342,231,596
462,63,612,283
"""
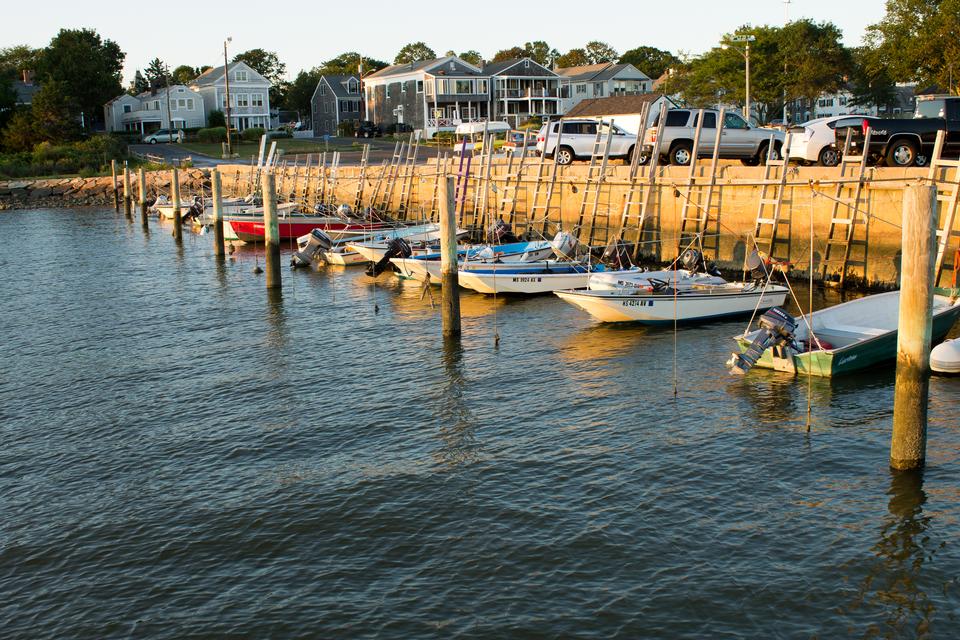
821,128,872,287
676,108,724,259
530,118,564,238
500,129,531,233
577,120,615,246
617,103,664,261
353,144,370,212
397,131,421,219
377,140,407,213
927,129,960,284
752,132,794,262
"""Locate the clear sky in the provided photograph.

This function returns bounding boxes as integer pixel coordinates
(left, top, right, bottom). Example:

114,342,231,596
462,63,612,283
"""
4,0,887,84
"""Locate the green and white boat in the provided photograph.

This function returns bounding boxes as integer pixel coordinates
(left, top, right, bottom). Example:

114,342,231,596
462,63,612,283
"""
731,290,960,377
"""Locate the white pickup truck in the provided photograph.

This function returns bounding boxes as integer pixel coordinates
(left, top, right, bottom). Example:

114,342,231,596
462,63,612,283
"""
642,109,784,166
535,119,637,165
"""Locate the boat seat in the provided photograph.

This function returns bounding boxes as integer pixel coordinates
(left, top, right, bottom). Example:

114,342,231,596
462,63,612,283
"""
815,323,888,339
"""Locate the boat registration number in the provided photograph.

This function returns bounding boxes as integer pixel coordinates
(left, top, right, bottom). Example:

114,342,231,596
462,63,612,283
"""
622,300,653,307
511,277,542,282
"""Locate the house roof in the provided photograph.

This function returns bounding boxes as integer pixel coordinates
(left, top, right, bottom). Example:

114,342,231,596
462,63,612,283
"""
13,81,39,105
322,75,360,98
191,61,270,87
480,58,556,76
364,56,483,80
565,94,671,117
555,62,613,82
591,63,649,81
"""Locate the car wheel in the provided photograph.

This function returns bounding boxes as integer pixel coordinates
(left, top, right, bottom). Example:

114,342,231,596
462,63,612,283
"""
818,146,840,167
767,143,782,162
365,131,372,138
150,139,157,145
555,146,574,165
886,139,918,167
669,142,692,166
915,154,929,167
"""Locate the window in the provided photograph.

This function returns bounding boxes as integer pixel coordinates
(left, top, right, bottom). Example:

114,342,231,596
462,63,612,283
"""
177,99,187,109
664,110,689,127
235,70,248,82
723,112,749,130
236,94,249,107
575,84,587,95
416,80,424,93
187,98,194,110
320,84,326,96
818,98,833,107
251,94,263,107
153,100,160,111
477,79,487,93
524,59,530,68
221,95,227,108
386,83,392,98
123,104,131,113
401,80,407,92
692,112,717,128
561,122,596,135
594,82,604,97
455,79,473,94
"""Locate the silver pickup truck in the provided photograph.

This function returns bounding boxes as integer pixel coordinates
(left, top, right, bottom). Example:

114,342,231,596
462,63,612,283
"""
642,109,784,166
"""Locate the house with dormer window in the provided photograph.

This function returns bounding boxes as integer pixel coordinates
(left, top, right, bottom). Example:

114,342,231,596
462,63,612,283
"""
190,61,272,131
483,58,562,127
557,63,651,113
311,75,363,136
103,84,205,134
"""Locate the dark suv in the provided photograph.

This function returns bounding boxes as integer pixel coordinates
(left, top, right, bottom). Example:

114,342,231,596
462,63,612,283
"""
355,121,382,138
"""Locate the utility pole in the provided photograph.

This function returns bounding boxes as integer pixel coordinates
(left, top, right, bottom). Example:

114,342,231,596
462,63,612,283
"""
224,37,233,157
164,63,173,136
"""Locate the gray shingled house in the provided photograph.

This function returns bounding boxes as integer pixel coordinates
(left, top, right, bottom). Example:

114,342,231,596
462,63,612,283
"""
483,58,562,127
311,75,363,137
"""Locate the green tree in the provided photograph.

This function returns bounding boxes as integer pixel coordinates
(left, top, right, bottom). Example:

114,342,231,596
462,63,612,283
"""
619,46,680,79
556,48,589,68
780,20,851,104
172,64,200,84
492,47,526,63
208,109,226,127
36,28,124,127
319,52,387,76
458,50,483,66
129,70,149,95
286,68,323,116
865,0,960,92
0,45,40,75
3,80,81,151
0,76,17,132
585,41,619,64
848,46,898,111
233,49,288,106
394,42,436,64
524,41,559,67
145,57,169,86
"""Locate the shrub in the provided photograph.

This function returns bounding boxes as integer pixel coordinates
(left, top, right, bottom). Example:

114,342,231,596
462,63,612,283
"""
208,110,226,128
337,121,356,137
241,127,265,142
197,127,227,143
266,129,292,139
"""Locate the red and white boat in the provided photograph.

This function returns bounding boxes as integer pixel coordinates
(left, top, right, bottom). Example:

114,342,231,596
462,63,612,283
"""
225,212,400,243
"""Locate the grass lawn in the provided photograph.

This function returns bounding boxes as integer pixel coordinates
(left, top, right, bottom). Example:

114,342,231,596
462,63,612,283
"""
180,138,362,158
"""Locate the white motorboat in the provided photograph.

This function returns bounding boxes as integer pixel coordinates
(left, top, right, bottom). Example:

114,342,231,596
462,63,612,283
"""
555,282,789,324
459,265,640,295
588,268,727,291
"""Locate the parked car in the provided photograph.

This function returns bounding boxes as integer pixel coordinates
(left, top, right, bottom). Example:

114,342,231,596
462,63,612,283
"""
787,116,865,166
642,109,784,166
142,128,182,144
355,121,381,138
832,96,960,167
503,129,539,157
535,119,636,165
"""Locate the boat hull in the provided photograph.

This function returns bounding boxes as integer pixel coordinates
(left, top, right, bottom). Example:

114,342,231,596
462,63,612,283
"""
555,287,789,324
229,218,394,242
458,269,636,295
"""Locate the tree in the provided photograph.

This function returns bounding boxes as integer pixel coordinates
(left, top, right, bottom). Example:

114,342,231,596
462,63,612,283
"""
458,50,483,66
492,47,526,63
233,49,288,106
848,46,898,111
780,20,851,103
394,42,436,64
619,46,680,79
36,28,124,127
555,48,589,68
524,41,559,67
318,52,387,76
145,57,169,86
3,80,81,151
208,109,225,127
585,41,619,64
0,45,40,75
285,68,323,116
172,65,200,84
865,0,960,92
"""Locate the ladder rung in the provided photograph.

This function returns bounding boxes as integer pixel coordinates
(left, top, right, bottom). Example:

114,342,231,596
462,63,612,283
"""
937,194,955,202
831,218,854,224
765,160,785,167
933,159,960,168
756,217,777,225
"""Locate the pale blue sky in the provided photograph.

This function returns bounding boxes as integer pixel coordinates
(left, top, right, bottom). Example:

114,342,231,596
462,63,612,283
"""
4,0,886,83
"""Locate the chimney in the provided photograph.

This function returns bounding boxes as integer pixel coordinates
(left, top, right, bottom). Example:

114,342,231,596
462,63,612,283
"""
22,70,35,85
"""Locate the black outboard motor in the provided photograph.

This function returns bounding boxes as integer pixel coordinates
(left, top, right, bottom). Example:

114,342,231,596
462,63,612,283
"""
291,229,333,268
489,219,519,244
367,237,412,276
728,307,798,375
745,250,771,286
681,248,722,277
603,239,632,270
183,195,204,223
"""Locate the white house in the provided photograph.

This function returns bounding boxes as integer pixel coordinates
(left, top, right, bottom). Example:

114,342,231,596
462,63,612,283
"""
557,62,652,113
190,61,271,131
103,84,205,134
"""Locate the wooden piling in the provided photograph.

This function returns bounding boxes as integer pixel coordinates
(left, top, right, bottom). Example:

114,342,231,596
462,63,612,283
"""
211,169,226,258
170,168,183,242
122,164,132,217
111,160,120,211
262,172,282,289
440,176,461,337
137,167,148,223
891,182,937,471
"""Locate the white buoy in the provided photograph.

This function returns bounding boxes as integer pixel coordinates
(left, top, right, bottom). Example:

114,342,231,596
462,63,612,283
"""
931,339,960,374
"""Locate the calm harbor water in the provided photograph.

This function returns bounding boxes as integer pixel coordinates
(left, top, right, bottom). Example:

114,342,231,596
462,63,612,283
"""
2,207,960,638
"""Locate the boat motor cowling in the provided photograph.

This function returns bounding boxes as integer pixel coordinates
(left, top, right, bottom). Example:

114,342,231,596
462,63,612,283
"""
183,195,204,223
745,250,772,285
551,231,580,261
681,248,722,277
367,237,412,276
291,229,333,268
489,219,519,244
602,239,632,270
728,307,798,375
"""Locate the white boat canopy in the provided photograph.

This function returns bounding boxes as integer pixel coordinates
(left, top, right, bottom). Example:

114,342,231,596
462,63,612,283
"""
454,121,511,136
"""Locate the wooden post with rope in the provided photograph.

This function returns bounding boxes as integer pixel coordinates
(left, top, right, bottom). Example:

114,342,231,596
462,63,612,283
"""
170,168,182,242
891,182,936,471
262,172,282,290
122,164,132,218
137,167,148,224
211,168,226,258
440,176,461,338
111,160,120,211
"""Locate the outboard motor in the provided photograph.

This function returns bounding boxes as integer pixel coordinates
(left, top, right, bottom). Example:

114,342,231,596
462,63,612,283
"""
551,231,580,261
728,307,798,375
182,195,204,223
367,237,412,276
745,250,772,285
337,204,352,219
602,239,632,270
489,219,518,244
680,248,722,277
291,229,333,268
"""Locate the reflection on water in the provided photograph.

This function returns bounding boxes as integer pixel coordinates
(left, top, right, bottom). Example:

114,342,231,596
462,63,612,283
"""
433,337,480,469
847,471,939,638
264,287,287,350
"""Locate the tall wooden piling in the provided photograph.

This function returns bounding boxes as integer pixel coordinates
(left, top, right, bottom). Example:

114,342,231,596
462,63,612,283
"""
211,169,226,258
137,167,148,223
122,164,132,217
111,160,120,211
440,176,461,337
262,172,282,289
891,183,937,471
170,168,183,242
